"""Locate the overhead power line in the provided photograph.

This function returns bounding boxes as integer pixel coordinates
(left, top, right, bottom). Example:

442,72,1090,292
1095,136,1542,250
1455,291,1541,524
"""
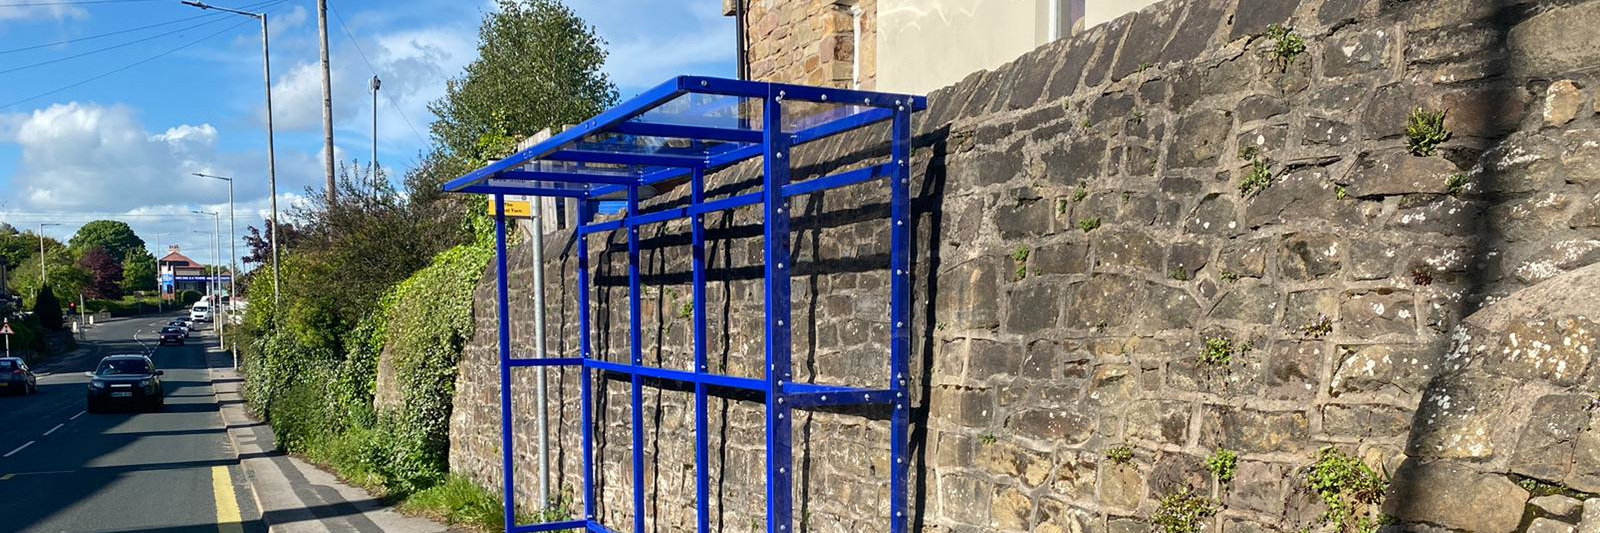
0,0,163,6
0,12,218,55
327,0,430,146
0,0,289,110
0,15,235,76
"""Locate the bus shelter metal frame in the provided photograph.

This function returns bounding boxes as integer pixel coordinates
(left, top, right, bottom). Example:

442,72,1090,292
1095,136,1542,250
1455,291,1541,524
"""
443,75,926,533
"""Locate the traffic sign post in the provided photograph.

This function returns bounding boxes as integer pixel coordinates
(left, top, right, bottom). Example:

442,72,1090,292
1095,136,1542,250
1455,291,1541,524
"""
1,319,12,358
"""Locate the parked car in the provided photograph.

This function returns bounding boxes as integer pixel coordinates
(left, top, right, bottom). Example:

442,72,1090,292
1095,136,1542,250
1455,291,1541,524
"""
158,326,186,345
189,303,212,323
85,355,164,412
0,357,37,396
167,319,193,337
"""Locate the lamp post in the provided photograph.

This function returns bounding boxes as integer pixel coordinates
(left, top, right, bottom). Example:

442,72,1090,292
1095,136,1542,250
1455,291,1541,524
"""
37,223,60,288
370,75,381,188
181,0,280,308
192,173,237,314
194,212,229,368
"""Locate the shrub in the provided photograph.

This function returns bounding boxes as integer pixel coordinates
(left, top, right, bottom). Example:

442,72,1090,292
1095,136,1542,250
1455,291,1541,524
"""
178,290,202,306
1307,447,1389,531
33,286,62,331
1265,24,1307,69
1206,448,1239,484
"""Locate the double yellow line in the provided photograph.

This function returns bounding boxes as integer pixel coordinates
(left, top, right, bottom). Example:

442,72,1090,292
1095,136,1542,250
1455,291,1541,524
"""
212,465,243,533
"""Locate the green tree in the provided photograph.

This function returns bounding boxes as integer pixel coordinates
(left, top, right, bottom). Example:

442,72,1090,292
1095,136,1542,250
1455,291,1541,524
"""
68,220,146,263
427,0,616,160
8,246,91,306
121,249,158,292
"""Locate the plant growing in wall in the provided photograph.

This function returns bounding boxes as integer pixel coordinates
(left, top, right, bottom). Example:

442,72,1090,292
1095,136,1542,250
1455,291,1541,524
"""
1238,151,1274,197
1105,444,1135,464
1299,314,1333,339
1406,108,1451,156
1265,24,1307,70
1078,217,1102,232
1152,487,1219,533
1206,448,1239,484
1307,447,1390,533
1445,172,1471,195
1198,337,1238,366
1012,246,1031,280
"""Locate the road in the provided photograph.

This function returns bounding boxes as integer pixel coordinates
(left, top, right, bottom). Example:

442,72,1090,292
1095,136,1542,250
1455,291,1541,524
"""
0,314,264,533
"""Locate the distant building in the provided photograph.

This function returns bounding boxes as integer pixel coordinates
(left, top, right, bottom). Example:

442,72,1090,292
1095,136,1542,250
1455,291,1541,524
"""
725,0,1161,93
157,246,223,301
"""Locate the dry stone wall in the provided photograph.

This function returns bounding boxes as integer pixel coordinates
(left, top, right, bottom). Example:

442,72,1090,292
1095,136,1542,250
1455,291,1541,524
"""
448,0,1600,531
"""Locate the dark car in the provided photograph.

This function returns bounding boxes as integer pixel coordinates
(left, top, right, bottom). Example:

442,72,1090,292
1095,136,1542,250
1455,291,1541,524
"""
0,357,37,396
158,326,186,345
85,355,164,412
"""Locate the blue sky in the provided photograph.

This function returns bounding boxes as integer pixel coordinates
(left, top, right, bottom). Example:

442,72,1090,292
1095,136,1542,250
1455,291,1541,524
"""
0,0,734,267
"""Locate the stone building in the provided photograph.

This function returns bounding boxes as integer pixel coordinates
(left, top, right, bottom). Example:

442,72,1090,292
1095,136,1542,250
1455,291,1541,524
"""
722,0,1165,93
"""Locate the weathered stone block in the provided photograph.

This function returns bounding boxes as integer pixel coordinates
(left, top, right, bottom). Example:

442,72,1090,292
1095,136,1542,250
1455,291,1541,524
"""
1111,0,1183,82
1091,229,1162,273
1530,518,1580,533
1231,0,1300,40
1006,282,1062,335
1509,2,1600,79
1407,371,1517,459
1280,232,1344,281
931,386,997,429
1385,460,1530,533
1322,403,1413,439
1303,116,1355,147
1184,193,1240,237
1125,400,1191,446
1167,109,1234,168
1324,27,1391,77
1330,343,1440,398
937,257,1002,330
1347,152,1459,197
1511,393,1590,483
1006,408,1093,446
1226,461,1291,516
995,197,1054,240
1237,94,1289,124
990,484,1035,530
1099,461,1144,513
1200,407,1310,454
1042,137,1107,185
1341,289,1416,338
1481,317,1596,386
1532,494,1585,521
1210,283,1280,325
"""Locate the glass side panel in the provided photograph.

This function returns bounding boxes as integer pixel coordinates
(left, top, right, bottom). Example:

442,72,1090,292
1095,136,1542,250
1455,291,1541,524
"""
781,100,874,133
518,159,657,179
483,178,598,191
565,132,753,159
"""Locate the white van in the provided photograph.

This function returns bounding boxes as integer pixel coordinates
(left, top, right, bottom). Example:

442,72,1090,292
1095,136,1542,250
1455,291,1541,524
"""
190,302,213,322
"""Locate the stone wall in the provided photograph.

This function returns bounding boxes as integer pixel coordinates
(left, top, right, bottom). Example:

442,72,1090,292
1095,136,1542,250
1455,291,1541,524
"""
448,0,1600,531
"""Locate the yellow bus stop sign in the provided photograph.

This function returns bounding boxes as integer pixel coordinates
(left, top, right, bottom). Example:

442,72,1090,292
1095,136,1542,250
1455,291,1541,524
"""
487,200,533,218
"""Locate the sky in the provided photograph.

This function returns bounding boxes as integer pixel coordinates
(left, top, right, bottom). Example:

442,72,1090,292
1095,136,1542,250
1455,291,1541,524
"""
0,0,735,270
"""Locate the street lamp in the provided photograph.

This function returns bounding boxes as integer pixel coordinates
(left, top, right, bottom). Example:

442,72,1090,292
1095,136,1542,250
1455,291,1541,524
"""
192,173,237,312
370,75,381,188
193,208,234,368
181,0,280,308
37,223,60,287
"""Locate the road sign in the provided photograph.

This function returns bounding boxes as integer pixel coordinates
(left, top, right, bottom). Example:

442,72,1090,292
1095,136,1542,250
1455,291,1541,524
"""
0,322,12,335
487,199,532,217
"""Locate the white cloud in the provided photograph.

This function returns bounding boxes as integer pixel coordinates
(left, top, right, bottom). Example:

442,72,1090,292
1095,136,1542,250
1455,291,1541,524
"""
1,102,323,226
0,4,85,23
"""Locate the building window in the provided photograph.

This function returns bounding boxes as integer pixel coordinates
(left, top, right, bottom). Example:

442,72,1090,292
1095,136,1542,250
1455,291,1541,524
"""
1052,0,1086,40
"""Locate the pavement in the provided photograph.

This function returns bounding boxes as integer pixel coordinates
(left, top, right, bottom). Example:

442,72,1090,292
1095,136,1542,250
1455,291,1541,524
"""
0,313,451,533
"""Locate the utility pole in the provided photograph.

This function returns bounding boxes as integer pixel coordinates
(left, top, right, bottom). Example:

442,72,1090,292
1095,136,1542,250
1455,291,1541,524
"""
37,222,59,288
371,75,380,189
318,0,336,202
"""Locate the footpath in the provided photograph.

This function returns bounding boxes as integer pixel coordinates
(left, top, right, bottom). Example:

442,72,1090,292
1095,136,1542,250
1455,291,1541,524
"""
208,343,459,533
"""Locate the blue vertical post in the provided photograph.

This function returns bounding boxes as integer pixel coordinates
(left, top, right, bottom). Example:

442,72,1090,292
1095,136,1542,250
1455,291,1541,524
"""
888,101,912,532
626,187,646,533
762,92,796,533
576,199,596,527
690,166,710,533
494,194,516,533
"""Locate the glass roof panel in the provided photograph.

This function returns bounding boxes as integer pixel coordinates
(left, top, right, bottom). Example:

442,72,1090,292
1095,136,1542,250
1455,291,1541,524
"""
631,92,759,130
781,100,874,133
515,158,660,178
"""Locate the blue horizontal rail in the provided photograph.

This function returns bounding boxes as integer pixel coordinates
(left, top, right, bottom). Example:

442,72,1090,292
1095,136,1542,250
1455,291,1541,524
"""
784,387,898,409
587,359,769,392
507,358,583,367
611,121,762,144
510,520,587,532
781,162,894,198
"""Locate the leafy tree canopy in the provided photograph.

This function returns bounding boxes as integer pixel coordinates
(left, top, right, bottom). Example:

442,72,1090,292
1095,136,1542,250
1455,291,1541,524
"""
69,220,146,263
427,0,617,161
121,249,158,293
78,247,123,300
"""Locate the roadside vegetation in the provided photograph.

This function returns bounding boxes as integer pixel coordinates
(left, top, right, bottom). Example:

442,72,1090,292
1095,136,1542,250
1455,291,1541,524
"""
233,1,615,529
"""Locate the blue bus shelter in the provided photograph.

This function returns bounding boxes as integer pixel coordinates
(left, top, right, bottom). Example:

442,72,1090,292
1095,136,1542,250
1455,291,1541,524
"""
444,75,926,533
